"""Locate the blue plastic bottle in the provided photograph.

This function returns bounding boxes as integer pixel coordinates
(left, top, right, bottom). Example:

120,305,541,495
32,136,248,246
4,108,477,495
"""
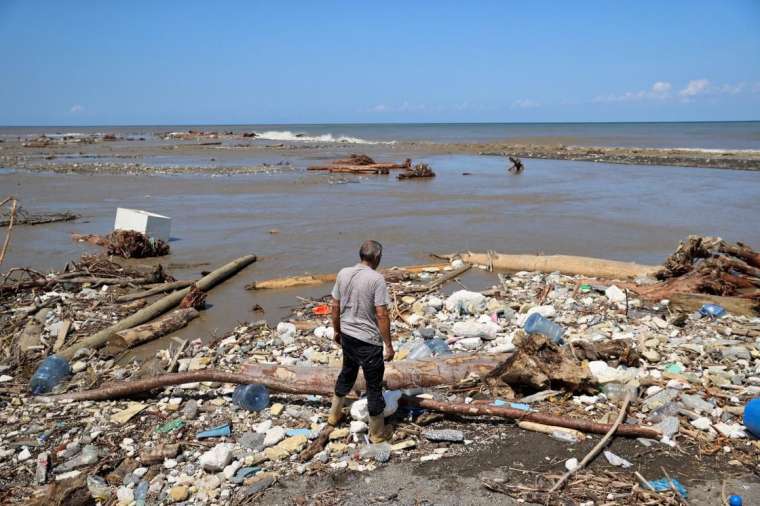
232,384,270,412
743,398,760,438
30,355,72,395
425,338,452,356
523,313,565,344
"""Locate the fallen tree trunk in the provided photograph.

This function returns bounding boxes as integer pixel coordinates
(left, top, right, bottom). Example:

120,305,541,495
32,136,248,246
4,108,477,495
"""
667,292,760,317
48,368,659,439
110,308,199,349
444,251,660,279
116,280,196,302
57,254,257,360
308,162,411,172
240,352,511,393
247,262,449,290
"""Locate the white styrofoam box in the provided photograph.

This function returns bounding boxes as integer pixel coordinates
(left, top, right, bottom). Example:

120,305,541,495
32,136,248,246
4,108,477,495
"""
114,208,171,243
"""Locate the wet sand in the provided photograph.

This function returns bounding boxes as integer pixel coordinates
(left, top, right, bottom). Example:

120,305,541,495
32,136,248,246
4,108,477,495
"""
2,153,760,358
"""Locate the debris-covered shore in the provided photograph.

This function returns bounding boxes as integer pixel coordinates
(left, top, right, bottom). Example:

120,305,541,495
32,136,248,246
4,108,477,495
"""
1,236,759,505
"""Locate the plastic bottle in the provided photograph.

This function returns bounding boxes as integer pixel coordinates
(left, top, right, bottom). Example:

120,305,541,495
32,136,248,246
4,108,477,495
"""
698,303,726,318
86,475,111,500
134,480,149,506
743,398,760,438
30,355,72,395
523,313,565,344
425,338,452,356
359,442,391,463
232,384,270,412
406,339,433,360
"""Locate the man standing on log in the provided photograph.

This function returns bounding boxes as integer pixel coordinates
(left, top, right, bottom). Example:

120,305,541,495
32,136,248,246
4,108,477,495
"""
327,240,395,443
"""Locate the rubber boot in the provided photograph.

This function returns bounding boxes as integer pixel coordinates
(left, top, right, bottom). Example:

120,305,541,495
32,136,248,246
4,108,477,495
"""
327,395,345,426
368,414,393,443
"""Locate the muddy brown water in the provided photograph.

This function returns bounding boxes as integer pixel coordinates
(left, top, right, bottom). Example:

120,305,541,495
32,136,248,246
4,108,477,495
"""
2,155,760,359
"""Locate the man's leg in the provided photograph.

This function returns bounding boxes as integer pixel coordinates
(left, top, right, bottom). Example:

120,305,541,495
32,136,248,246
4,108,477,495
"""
361,342,392,443
362,345,386,416
329,335,360,425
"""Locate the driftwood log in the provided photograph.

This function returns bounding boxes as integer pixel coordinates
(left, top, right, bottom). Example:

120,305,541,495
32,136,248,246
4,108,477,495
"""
57,254,257,360
110,308,199,349
444,251,659,279
48,365,659,439
246,262,449,290
116,280,196,303
398,163,436,180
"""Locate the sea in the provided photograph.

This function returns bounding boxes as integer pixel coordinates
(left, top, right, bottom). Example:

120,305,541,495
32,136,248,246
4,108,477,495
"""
2,121,760,150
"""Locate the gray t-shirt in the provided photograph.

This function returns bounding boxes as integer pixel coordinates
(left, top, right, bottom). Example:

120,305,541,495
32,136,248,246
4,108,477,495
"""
331,263,390,347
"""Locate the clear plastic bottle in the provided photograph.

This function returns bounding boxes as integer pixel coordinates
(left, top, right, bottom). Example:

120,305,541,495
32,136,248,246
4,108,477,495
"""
523,313,565,344
232,384,270,411
30,355,71,395
425,338,452,356
134,479,149,506
406,339,433,360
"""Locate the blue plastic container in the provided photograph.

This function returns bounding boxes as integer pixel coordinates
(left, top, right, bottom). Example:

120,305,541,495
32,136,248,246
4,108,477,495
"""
30,355,72,395
232,384,270,412
728,495,742,506
699,303,726,318
523,313,565,344
197,423,232,439
743,398,760,438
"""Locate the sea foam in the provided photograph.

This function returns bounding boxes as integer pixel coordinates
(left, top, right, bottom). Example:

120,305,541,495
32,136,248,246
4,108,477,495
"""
253,130,394,144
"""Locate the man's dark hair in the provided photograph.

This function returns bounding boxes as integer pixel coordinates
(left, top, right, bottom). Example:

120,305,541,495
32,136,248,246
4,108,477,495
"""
359,240,383,264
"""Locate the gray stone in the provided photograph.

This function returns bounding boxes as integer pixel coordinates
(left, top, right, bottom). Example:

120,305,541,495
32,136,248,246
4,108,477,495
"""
181,400,198,420
238,431,265,451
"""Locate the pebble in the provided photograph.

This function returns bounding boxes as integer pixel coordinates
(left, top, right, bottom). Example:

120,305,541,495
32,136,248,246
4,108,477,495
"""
200,443,234,472
168,485,189,502
263,426,286,447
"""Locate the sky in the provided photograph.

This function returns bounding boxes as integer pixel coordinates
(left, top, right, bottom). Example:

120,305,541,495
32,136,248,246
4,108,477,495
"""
1,1,759,125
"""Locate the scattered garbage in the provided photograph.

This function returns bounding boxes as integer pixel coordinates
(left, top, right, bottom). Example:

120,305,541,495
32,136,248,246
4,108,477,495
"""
699,303,727,318
744,398,760,438
647,477,688,498
197,423,232,439
522,312,565,344
30,354,71,395
114,207,172,243
233,384,270,412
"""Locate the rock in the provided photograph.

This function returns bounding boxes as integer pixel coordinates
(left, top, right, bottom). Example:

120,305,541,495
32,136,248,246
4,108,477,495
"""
690,417,712,431
714,422,747,438
254,419,272,434
200,474,222,491
419,327,435,339
223,460,242,480
270,403,284,416
263,427,285,447
239,472,276,499
182,399,198,419
456,337,482,350
116,486,134,504
642,349,661,362
200,443,234,472
239,431,265,451
277,435,308,453
168,485,189,502
264,446,289,461
422,429,465,442
329,428,349,439
71,360,87,373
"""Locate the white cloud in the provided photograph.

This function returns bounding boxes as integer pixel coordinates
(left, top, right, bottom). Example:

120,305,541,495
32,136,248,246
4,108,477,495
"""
651,81,672,94
511,98,541,109
679,79,710,98
370,104,388,112
719,82,745,95
592,81,672,103
69,104,84,113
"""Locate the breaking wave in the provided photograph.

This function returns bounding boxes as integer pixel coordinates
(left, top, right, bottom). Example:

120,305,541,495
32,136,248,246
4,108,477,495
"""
253,130,394,144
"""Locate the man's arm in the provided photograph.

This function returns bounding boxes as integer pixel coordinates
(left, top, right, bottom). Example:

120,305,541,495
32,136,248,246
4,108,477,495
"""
376,305,394,361
331,297,341,345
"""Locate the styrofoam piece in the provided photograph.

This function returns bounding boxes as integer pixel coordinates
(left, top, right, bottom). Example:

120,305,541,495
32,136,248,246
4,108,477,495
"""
114,208,171,242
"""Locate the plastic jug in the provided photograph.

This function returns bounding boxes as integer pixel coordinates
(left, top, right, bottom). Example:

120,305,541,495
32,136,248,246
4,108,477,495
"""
30,355,71,395
523,313,565,344
232,384,270,412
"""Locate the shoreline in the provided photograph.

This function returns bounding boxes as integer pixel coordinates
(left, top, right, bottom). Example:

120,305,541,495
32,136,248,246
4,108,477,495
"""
2,136,760,174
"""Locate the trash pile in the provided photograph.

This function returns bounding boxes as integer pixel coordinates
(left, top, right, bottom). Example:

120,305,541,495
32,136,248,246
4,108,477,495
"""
1,249,759,504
